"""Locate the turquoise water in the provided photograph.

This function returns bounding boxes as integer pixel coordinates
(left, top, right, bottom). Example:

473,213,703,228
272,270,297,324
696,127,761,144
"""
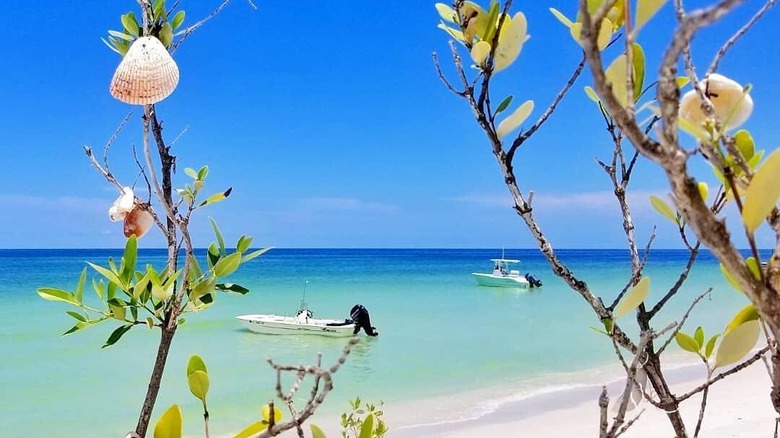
0,248,754,437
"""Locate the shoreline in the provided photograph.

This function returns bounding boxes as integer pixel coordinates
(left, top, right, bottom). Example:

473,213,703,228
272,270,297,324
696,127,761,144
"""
382,356,776,437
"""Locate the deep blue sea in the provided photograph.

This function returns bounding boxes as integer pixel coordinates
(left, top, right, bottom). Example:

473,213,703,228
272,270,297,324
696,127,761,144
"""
0,248,754,437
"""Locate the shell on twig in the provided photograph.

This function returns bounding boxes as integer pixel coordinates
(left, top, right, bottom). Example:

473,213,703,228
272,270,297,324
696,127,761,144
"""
123,205,155,238
109,36,179,105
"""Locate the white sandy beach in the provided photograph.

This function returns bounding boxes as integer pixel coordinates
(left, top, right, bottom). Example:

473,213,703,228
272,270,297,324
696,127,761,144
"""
382,359,777,438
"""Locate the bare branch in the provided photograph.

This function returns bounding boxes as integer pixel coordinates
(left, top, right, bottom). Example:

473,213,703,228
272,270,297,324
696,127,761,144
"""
677,346,770,402
658,288,712,354
432,52,466,96
171,0,249,53
708,0,777,74
506,55,587,164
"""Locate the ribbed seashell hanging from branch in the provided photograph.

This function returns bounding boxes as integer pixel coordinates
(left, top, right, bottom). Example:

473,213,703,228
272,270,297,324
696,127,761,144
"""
109,36,179,105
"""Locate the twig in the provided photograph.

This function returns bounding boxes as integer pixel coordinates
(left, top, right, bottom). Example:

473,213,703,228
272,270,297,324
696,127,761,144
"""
104,111,134,172
677,346,769,402
648,242,701,319
506,55,587,164
708,0,777,74
171,0,239,53
658,288,711,354
84,147,123,192
432,52,465,96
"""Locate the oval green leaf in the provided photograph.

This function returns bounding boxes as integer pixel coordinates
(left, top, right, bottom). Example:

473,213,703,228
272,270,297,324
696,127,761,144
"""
37,287,78,305
171,10,186,30
359,413,375,438
705,334,720,359
631,43,645,100
724,303,760,334
734,130,755,161
649,195,677,223
675,332,699,354
605,54,628,107
213,252,241,277
714,319,760,368
742,148,780,234
153,404,183,438
188,370,210,401
121,13,140,37
746,256,762,280
635,0,668,34
234,421,267,438
496,100,534,138
694,326,704,348
614,276,650,320
435,3,457,23
697,181,709,202
311,424,328,438
187,355,208,376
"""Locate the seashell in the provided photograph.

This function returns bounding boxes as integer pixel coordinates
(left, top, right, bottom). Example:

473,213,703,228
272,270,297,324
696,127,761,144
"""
108,187,135,222
123,205,155,238
109,36,180,105
679,73,753,131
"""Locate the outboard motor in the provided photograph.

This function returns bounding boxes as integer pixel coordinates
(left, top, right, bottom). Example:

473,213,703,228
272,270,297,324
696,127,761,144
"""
525,273,543,288
350,304,378,336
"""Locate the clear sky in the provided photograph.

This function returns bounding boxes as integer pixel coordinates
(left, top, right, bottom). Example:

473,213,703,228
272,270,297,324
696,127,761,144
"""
0,0,777,249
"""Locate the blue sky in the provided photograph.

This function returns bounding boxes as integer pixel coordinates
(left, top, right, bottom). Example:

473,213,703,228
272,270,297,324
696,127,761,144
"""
0,0,777,249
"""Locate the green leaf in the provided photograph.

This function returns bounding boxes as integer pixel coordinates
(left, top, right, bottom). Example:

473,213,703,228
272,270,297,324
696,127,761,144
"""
649,195,677,223
108,30,135,41
495,95,513,116
123,235,138,282
676,76,691,88
187,355,208,376
88,262,125,289
111,305,126,322
725,304,760,334
675,332,700,354
694,326,704,348
159,22,174,48
209,218,226,257
437,23,465,42
153,404,182,438
37,287,79,305
102,324,133,348
185,167,199,179
213,252,241,277
153,0,167,21
714,319,760,368
237,236,253,254
310,424,328,438
434,3,457,23
233,421,267,438
359,413,375,438
121,12,140,37
199,187,233,207
742,148,780,233
496,100,534,138
698,181,709,202
549,7,573,27
482,1,501,42
171,10,186,30
66,311,87,322
493,12,528,72
207,243,220,269
605,54,629,107
188,370,210,401
746,257,762,280
631,43,645,101
216,283,250,294
242,247,273,263
614,276,650,319
75,268,87,305
190,278,217,303
705,334,720,359
470,40,491,66
734,130,755,161
635,0,668,34
198,166,209,180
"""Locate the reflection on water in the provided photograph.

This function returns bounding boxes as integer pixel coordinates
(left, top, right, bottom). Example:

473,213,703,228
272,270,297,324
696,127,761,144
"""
235,331,378,383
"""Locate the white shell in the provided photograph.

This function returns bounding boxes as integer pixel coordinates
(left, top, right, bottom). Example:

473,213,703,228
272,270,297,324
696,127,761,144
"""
679,73,753,131
108,187,135,221
109,36,180,105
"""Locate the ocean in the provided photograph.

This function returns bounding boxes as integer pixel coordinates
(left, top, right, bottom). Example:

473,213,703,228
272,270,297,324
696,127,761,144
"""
0,248,754,437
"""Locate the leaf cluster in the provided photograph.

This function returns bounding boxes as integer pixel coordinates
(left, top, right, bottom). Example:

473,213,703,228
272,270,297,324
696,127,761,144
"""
102,0,187,56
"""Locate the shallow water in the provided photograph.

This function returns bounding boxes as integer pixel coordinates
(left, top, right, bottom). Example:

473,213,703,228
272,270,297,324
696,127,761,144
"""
0,248,754,436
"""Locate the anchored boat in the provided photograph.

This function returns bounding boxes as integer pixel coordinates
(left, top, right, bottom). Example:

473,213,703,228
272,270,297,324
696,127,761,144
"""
471,258,543,288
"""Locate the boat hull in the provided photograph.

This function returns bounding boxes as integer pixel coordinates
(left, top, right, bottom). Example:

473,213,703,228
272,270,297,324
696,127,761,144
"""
471,273,530,288
236,314,357,337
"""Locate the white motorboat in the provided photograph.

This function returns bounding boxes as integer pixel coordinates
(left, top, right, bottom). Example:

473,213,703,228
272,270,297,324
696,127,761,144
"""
237,304,378,337
471,258,543,288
